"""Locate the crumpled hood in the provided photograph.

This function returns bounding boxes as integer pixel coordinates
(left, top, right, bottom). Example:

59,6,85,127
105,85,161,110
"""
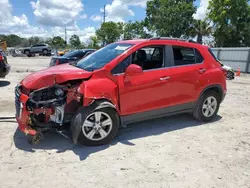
21,64,92,90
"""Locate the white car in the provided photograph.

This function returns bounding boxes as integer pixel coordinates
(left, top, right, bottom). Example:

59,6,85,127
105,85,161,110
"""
223,65,235,80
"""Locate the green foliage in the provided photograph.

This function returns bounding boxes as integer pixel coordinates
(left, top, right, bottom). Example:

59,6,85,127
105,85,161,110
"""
96,22,121,45
0,34,24,47
88,36,100,49
52,36,66,49
189,19,213,44
146,0,196,38
123,21,152,40
208,0,250,47
69,34,81,48
28,36,41,45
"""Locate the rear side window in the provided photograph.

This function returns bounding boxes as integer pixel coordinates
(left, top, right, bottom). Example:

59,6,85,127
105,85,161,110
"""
208,48,220,62
172,46,204,66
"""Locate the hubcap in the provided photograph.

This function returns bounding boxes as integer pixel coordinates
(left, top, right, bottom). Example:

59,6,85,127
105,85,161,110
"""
202,96,217,117
82,111,112,141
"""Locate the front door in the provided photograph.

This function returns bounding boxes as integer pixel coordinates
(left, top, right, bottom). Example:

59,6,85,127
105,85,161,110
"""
114,45,174,116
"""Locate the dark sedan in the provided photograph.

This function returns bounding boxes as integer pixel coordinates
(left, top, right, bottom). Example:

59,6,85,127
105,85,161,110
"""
0,50,10,78
49,49,96,66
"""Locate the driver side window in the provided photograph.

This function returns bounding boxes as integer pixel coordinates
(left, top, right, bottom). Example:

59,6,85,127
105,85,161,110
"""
111,45,165,75
132,46,164,70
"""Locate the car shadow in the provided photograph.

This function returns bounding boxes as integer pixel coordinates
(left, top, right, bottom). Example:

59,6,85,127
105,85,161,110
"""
13,114,222,160
0,80,10,87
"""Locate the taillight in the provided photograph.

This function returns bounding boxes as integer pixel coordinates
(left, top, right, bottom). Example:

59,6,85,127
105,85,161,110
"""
0,56,3,61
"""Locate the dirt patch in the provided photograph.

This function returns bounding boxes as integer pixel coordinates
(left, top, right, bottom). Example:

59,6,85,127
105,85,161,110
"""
0,57,250,188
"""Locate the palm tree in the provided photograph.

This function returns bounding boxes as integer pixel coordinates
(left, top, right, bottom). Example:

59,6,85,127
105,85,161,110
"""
189,19,213,44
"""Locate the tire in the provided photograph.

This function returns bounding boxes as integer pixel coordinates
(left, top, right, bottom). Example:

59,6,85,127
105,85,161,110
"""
24,50,30,56
226,71,234,80
70,106,119,146
193,91,220,122
43,49,48,55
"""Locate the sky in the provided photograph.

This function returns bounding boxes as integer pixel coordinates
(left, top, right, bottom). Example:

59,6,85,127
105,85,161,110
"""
0,0,209,43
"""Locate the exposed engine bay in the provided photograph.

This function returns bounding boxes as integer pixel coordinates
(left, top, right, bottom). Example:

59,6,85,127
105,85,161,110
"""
17,81,83,134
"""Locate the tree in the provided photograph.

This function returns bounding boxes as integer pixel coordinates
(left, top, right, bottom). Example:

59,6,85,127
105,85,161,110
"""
88,36,100,49
69,34,81,48
146,0,196,38
96,22,121,45
45,37,53,47
208,0,250,47
189,19,213,44
52,36,66,49
28,36,40,46
0,34,24,47
123,21,152,40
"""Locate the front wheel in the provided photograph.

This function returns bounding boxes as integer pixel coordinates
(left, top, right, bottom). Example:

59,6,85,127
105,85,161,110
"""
25,50,30,56
193,91,220,122
71,107,119,146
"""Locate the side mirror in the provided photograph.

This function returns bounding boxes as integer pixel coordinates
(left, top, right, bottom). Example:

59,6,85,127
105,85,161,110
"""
125,64,143,76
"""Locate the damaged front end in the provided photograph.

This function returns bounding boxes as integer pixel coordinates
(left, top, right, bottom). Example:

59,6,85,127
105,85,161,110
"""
15,82,82,141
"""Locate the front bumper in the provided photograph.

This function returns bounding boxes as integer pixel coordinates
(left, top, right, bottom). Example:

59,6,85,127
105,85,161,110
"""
15,86,37,136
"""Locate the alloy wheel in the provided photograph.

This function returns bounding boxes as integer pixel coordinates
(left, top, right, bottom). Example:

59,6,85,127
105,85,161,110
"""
82,111,113,141
202,96,218,117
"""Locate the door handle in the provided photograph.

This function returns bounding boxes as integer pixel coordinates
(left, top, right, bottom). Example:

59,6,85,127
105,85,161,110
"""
160,76,170,81
199,68,206,74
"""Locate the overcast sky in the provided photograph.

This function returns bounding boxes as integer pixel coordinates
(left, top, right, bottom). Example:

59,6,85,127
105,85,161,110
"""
0,0,209,42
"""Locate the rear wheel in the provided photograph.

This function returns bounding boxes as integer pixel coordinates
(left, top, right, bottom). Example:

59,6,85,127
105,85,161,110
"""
71,106,119,146
43,49,48,55
193,91,220,122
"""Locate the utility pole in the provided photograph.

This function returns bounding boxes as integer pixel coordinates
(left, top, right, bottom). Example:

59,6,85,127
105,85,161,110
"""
103,5,106,23
64,26,67,46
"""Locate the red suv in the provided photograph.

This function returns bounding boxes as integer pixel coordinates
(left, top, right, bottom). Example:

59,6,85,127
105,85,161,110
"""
15,38,227,146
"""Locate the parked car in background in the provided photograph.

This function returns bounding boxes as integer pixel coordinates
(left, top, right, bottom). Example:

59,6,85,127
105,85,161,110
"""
15,38,227,146
223,65,235,80
0,50,10,78
49,49,96,66
21,44,51,56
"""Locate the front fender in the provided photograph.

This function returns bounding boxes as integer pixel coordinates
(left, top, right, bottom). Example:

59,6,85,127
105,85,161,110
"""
78,78,120,112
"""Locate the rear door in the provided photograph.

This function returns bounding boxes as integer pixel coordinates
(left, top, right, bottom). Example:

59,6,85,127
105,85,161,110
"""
165,45,206,105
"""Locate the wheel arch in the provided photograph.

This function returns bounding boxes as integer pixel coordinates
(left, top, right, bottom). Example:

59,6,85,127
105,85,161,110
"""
198,84,224,103
78,78,120,112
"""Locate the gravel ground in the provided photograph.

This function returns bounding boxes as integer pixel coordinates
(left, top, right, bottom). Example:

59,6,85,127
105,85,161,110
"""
0,56,250,188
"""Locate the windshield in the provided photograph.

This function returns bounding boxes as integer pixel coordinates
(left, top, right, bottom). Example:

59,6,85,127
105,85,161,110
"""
64,50,85,57
76,43,133,71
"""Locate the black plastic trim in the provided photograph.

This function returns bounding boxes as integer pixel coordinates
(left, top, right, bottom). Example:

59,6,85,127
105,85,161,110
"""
121,102,195,125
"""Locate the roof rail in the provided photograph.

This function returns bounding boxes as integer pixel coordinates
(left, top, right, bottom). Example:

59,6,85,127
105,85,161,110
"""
149,37,198,44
